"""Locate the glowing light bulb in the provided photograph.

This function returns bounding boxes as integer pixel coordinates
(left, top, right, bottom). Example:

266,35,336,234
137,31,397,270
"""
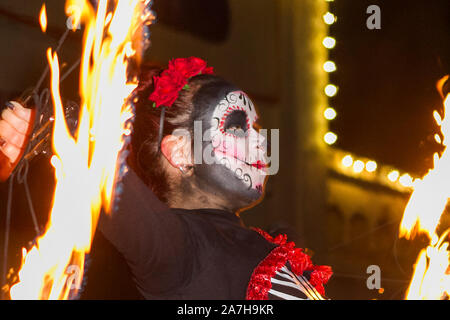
323,61,337,72
366,161,377,173
324,107,337,120
325,84,338,97
323,12,336,25
399,174,413,187
324,132,337,145
322,37,336,49
388,170,399,182
353,160,365,173
342,155,353,168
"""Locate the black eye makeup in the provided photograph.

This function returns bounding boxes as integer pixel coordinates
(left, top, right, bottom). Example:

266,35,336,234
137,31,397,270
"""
224,110,248,137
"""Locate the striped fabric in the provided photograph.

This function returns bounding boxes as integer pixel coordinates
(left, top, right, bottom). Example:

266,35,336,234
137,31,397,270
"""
267,266,325,300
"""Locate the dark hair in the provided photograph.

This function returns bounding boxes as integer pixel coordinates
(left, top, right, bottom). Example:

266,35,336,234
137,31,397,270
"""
130,64,238,203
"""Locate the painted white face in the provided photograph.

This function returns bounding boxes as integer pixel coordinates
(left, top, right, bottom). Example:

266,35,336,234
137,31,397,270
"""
210,91,268,194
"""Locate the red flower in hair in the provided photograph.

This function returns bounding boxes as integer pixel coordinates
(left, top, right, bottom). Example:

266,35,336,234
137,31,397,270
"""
169,57,214,78
149,57,214,108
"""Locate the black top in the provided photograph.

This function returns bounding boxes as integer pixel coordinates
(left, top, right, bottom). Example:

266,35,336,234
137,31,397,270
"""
98,168,275,299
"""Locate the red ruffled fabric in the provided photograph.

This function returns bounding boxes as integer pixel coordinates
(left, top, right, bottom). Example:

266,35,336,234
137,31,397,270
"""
246,228,332,300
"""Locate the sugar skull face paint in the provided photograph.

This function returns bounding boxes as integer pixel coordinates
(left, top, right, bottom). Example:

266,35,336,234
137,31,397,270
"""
209,91,268,194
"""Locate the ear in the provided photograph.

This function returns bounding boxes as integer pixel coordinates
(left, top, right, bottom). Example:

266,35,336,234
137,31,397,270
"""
160,133,193,170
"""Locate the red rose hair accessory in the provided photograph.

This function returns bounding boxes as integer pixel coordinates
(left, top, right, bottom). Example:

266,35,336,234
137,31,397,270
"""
149,57,214,108
148,57,214,150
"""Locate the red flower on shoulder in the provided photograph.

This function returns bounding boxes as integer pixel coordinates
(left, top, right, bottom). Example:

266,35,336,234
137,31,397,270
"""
247,228,333,299
309,265,333,296
289,247,313,275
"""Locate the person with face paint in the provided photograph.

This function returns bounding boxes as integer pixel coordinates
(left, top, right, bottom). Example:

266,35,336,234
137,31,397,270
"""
0,57,332,300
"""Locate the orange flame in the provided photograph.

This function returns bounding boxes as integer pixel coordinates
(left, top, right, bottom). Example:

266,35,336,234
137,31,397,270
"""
400,76,450,300
9,0,143,299
39,4,47,33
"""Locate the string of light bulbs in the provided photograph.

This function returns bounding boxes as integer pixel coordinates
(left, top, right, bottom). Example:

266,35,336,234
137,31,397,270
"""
321,1,415,190
322,1,338,146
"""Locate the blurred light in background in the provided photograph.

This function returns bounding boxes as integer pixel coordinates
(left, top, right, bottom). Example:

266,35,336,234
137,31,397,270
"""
322,36,336,49
365,160,377,173
324,107,337,120
323,60,337,72
325,84,338,97
388,170,400,182
353,160,365,173
342,154,353,168
399,173,413,187
324,132,338,145
323,12,336,25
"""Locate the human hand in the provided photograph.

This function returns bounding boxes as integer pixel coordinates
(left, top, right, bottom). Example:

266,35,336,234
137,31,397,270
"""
0,101,34,181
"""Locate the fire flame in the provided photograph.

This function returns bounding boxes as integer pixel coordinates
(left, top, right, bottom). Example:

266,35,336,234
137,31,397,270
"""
39,4,47,33
399,76,450,300
9,0,143,299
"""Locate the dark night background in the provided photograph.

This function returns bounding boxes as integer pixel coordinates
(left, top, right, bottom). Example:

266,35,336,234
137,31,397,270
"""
0,0,449,300
329,1,450,176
